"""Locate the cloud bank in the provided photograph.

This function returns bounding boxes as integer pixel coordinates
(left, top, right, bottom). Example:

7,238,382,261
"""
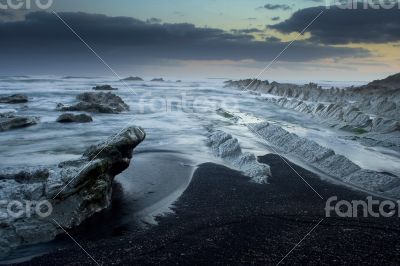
269,4,400,44
0,11,370,74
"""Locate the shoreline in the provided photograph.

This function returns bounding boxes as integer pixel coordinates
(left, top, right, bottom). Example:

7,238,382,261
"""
19,154,400,265
2,151,194,264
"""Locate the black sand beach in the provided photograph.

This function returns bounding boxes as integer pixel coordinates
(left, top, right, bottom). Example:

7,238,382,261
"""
18,154,400,265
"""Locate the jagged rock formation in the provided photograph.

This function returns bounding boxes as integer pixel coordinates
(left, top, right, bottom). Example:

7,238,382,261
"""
0,94,28,104
207,131,270,183
0,112,39,132
225,76,400,125
224,74,400,151
56,113,93,123
56,92,129,114
248,122,400,197
0,127,145,257
261,97,399,134
92,85,118,91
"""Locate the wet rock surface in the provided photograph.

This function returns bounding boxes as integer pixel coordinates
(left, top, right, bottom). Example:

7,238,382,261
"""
248,122,400,197
0,94,28,104
0,113,39,132
207,130,270,183
57,92,129,114
56,113,93,123
0,127,145,257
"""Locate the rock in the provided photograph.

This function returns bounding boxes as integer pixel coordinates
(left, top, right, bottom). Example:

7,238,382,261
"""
207,130,270,183
56,113,93,123
176,80,182,83
248,121,400,197
225,74,400,152
92,85,117,91
225,75,400,123
0,94,28,104
0,112,39,132
0,126,146,257
151,78,164,82
57,92,129,114
120,76,143,81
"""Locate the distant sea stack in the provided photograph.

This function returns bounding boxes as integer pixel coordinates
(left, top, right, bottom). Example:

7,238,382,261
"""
151,78,164,82
120,76,144,81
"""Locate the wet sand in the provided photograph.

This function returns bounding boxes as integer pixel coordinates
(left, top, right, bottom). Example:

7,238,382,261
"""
19,154,400,265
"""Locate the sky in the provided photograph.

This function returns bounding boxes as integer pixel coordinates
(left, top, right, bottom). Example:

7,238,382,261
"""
0,0,399,81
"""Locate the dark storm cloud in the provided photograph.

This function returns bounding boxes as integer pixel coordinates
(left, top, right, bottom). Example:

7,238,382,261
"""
269,4,400,44
0,11,369,73
261,4,292,10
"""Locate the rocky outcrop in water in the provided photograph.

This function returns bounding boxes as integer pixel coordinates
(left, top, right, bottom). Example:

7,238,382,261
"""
0,112,39,132
0,94,28,104
225,74,400,151
92,85,118,91
120,76,143,81
0,126,145,257
57,92,129,114
207,131,270,183
225,74,400,122
151,78,164,82
56,113,93,123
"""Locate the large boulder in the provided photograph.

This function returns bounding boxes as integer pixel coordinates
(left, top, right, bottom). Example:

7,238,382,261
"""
0,94,28,104
56,113,93,123
57,92,129,114
0,112,39,132
0,126,145,257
